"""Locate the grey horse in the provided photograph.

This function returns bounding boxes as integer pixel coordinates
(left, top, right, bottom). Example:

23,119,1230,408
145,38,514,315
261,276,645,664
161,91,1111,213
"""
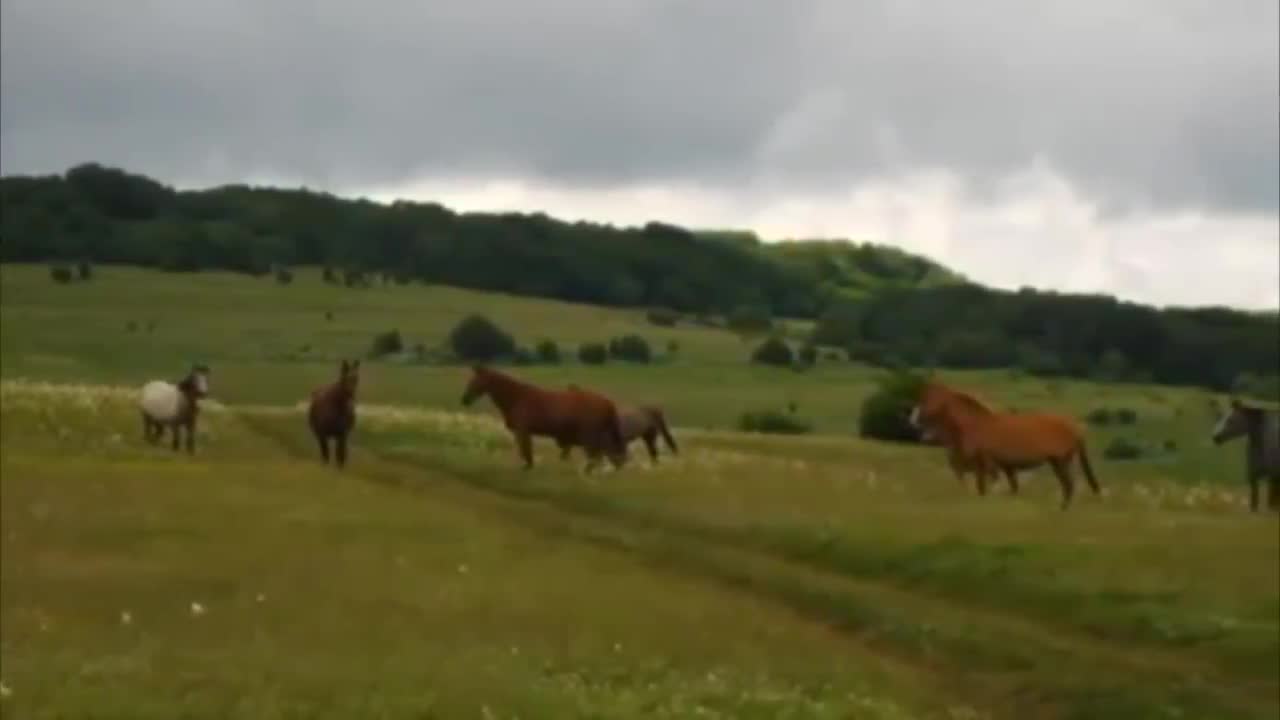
1211,398,1280,512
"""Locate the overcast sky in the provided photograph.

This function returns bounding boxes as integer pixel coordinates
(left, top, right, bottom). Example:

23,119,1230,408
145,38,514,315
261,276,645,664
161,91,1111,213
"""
2,1,1277,309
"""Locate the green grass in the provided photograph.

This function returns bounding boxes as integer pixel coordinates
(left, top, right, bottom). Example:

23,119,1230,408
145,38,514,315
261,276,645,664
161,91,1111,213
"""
1,264,1277,719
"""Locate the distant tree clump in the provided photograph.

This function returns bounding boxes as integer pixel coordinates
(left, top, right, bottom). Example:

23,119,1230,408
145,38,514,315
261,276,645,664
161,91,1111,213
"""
76,259,93,281
858,371,928,444
751,337,794,367
738,409,811,435
274,265,293,285
49,264,73,284
646,307,680,327
608,334,652,363
449,315,516,362
1103,437,1144,461
727,304,773,334
535,339,561,364
578,342,608,365
369,329,404,358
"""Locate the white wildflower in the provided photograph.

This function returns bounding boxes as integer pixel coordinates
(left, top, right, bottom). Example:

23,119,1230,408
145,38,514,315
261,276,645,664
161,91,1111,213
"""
0,679,10,698
457,564,469,575
189,602,205,616
120,611,132,625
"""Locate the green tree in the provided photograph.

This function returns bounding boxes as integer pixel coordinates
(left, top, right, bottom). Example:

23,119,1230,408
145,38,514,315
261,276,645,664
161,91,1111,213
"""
449,315,516,362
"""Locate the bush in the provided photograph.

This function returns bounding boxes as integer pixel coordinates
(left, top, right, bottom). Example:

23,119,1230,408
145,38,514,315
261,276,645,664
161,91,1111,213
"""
449,315,516,362
49,264,74,284
274,266,294,285
1103,437,1144,461
535,339,561,364
646,307,680,327
858,371,928,443
798,344,818,367
728,304,773,334
1114,408,1138,425
322,266,339,284
609,334,652,363
512,347,536,366
1085,408,1113,427
578,342,608,365
751,337,794,367
738,409,811,435
76,260,93,281
369,329,404,358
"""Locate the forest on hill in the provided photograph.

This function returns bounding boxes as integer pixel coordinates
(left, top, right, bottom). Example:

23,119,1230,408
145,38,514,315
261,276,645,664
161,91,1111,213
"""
2,163,1277,394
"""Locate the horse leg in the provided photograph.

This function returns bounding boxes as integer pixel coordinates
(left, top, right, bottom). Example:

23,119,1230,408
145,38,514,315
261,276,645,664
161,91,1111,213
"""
170,424,181,452
1267,475,1280,512
185,420,195,455
558,439,573,461
1248,474,1260,512
1004,467,1019,495
335,433,348,469
515,430,534,469
315,433,330,464
1049,458,1076,510
643,431,659,462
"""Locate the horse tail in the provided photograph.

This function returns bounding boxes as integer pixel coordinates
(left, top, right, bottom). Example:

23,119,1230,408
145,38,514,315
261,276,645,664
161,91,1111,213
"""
1077,439,1101,493
651,408,678,454
606,403,627,456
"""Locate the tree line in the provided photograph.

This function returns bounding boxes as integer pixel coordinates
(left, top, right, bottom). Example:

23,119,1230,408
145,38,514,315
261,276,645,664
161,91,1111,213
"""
3,162,1276,394
812,284,1279,393
0,163,956,319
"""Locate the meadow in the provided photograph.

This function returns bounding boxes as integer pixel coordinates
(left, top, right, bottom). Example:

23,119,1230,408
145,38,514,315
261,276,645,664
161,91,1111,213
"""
1,264,1276,719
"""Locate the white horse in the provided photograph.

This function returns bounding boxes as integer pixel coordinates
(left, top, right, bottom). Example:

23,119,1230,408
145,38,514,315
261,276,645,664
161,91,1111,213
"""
139,364,211,454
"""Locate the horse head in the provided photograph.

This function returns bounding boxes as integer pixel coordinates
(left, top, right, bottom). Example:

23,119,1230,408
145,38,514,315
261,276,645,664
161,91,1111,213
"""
1211,397,1252,445
339,359,361,396
461,365,489,406
183,364,211,398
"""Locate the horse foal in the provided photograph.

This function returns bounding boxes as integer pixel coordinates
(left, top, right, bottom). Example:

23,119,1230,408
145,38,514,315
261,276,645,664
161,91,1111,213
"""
139,364,210,454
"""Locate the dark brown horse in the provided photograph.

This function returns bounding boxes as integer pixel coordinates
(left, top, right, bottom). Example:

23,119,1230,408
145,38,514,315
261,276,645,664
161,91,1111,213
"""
308,359,360,468
912,380,1100,509
560,385,678,463
461,366,627,471
1211,398,1280,512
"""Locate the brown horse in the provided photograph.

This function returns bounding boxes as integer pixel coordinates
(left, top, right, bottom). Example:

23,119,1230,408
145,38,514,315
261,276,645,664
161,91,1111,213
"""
916,400,1022,494
911,380,1100,509
308,359,360,468
560,385,679,463
461,366,627,471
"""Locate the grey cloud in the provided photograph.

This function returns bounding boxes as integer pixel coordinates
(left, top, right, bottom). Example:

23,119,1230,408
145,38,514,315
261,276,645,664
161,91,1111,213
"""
2,0,1276,215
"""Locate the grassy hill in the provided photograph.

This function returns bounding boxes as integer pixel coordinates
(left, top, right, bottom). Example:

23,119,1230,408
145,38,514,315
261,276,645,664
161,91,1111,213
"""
1,264,1277,719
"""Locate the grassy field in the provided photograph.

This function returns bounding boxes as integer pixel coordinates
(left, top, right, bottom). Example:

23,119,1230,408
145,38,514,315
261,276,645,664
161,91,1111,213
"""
1,264,1277,719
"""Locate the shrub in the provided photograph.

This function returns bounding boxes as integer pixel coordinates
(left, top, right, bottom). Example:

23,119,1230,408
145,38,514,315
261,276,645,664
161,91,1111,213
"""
1085,408,1114,427
49,264,74,284
646,307,680,327
578,342,608,365
609,334,652,363
738,409,811,435
858,371,928,443
751,337,794,367
728,304,773,334
535,339,561,364
369,329,404,358
1114,407,1138,425
76,260,93,281
798,344,818,367
512,347,536,366
449,315,516,362
322,266,339,284
666,340,680,356
1103,437,1143,461
274,266,294,285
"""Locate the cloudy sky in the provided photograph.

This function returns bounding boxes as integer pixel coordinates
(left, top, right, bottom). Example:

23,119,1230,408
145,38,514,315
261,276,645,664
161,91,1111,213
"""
3,1,1277,309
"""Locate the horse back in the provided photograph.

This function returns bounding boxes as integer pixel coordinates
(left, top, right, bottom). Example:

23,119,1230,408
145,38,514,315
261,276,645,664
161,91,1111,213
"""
964,411,1082,460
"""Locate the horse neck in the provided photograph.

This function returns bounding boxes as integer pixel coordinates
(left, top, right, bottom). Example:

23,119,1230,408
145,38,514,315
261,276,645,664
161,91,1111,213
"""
481,371,531,412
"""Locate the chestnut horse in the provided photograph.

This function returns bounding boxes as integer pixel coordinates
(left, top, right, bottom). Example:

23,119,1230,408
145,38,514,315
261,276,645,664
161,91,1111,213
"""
560,385,679,463
461,366,627,471
911,380,1100,509
308,359,360,468
916,396,1022,494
